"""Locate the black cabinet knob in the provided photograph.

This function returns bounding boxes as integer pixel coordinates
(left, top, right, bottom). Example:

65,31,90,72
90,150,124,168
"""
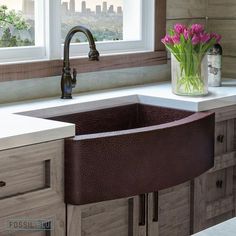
217,135,224,143
0,181,6,187
216,180,223,188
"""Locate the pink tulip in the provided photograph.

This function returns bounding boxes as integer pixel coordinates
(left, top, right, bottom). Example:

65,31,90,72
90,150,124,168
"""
192,35,201,45
172,35,180,44
161,35,173,45
191,24,204,34
183,29,190,40
174,23,187,34
211,33,222,43
200,33,211,43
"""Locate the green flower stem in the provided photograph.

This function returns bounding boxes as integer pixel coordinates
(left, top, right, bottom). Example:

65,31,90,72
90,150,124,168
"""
176,54,205,95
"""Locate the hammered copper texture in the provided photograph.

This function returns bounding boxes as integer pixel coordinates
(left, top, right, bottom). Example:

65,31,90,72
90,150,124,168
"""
52,104,215,205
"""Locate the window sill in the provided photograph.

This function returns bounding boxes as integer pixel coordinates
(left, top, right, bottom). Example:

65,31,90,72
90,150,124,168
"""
0,51,167,82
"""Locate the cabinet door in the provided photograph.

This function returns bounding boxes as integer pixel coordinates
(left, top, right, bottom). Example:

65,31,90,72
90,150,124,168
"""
193,120,236,233
67,196,145,236
148,182,191,236
0,203,65,236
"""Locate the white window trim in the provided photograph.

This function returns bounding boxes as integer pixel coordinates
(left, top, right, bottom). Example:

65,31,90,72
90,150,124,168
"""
0,0,155,63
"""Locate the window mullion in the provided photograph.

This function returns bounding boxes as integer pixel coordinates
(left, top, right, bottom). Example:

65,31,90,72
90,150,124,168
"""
142,0,155,51
46,0,62,59
34,0,45,47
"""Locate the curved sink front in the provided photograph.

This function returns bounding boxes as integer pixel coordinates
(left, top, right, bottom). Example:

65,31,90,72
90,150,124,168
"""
51,104,215,205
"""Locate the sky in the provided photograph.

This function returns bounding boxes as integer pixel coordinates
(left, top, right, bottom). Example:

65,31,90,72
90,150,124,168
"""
0,0,123,12
0,0,23,11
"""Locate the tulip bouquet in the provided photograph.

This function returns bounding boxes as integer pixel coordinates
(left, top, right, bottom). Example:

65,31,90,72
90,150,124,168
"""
162,23,221,96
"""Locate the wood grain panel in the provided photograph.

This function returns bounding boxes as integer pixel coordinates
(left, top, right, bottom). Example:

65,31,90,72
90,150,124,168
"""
193,111,236,233
158,182,190,236
0,162,46,199
0,203,65,236
208,20,236,57
193,174,208,232
167,0,206,19
0,140,64,218
215,121,227,156
222,56,236,78
206,195,234,219
166,19,206,32
155,0,166,51
0,51,167,82
67,196,142,236
207,0,236,18
210,151,236,173
211,104,236,122
206,168,233,202
193,172,234,232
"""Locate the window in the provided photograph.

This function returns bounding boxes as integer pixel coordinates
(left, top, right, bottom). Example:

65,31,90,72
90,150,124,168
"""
61,0,124,42
0,0,156,63
0,0,45,62
60,0,155,57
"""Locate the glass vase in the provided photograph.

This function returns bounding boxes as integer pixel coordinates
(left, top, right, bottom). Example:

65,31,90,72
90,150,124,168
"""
171,53,208,96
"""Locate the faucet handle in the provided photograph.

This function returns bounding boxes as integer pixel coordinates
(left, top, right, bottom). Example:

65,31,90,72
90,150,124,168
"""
89,49,99,61
72,68,77,87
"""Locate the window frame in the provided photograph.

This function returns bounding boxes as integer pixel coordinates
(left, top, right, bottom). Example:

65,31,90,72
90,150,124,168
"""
0,0,166,82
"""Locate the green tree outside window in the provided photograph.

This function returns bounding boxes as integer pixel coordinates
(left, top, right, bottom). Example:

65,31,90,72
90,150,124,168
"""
0,5,34,47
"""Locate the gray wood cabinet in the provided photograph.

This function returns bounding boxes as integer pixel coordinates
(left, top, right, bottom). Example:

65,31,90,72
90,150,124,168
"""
66,184,191,236
0,140,65,236
193,106,236,233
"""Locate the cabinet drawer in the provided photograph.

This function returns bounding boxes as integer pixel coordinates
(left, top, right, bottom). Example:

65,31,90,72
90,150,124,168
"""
204,167,234,224
215,120,235,156
0,161,49,199
0,141,64,218
206,168,233,203
215,121,227,155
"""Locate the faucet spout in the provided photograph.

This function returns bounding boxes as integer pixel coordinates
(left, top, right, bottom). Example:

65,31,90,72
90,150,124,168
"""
61,26,99,99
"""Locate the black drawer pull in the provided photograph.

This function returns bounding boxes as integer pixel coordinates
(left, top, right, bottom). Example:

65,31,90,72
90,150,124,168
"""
217,135,224,143
139,194,146,226
216,180,223,188
0,181,6,187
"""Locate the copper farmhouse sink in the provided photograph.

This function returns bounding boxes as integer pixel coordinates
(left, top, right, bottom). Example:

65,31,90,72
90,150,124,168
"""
51,104,215,205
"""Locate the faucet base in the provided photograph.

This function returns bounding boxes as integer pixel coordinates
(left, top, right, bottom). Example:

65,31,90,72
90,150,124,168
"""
61,95,72,99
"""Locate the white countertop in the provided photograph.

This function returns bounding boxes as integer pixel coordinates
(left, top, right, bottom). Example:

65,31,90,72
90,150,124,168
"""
0,78,236,151
0,114,75,151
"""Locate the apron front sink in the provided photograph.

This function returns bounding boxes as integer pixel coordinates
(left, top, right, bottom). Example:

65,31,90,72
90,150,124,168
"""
51,103,215,205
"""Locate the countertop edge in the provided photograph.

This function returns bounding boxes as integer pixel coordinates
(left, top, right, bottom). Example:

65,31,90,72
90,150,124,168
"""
0,79,236,151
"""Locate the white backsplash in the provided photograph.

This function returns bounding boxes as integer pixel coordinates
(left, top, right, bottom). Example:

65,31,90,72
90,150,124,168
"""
0,64,170,104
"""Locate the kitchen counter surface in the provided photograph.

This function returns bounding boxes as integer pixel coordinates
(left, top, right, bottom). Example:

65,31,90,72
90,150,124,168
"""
0,78,235,151
0,113,75,151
